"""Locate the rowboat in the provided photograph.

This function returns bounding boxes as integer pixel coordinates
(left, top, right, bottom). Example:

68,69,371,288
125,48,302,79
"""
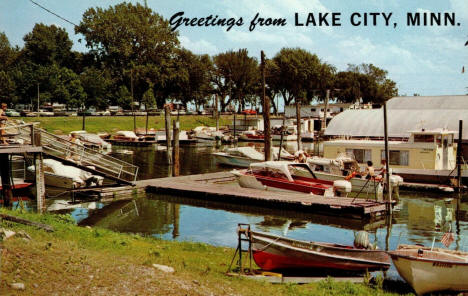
389,244,468,295
232,161,351,196
250,231,391,272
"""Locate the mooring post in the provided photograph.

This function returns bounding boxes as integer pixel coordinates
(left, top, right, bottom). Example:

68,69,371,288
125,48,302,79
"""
296,99,302,151
164,105,172,164
383,102,392,214
233,112,237,140
261,51,272,161
35,153,46,213
215,94,219,132
172,120,180,177
0,154,12,207
457,120,463,193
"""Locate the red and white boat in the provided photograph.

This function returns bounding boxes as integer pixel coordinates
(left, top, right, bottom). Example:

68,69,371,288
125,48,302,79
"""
232,161,351,196
250,230,391,272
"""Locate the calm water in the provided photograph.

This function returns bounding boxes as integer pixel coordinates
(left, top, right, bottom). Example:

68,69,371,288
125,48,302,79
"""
39,143,468,280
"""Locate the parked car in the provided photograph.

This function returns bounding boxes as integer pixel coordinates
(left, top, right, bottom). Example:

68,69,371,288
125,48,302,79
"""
38,109,54,117
5,109,20,117
241,109,257,115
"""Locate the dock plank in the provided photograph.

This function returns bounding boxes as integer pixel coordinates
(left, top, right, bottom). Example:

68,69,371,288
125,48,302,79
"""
136,171,389,219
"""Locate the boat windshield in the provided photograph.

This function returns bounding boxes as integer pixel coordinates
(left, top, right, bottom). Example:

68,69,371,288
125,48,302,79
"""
288,165,314,179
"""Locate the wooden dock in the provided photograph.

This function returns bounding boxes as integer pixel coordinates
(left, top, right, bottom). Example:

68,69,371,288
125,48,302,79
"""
136,171,390,219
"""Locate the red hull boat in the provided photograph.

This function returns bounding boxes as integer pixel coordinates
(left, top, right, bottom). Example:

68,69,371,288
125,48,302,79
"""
233,161,351,196
251,231,391,272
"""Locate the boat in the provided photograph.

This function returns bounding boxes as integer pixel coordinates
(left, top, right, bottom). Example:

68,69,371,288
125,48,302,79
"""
154,130,190,143
135,128,156,141
27,159,104,189
323,128,465,186
0,178,33,192
70,131,112,150
389,244,468,295
112,131,141,142
190,126,231,143
232,161,351,196
307,153,403,198
250,230,391,272
213,147,294,168
238,130,264,142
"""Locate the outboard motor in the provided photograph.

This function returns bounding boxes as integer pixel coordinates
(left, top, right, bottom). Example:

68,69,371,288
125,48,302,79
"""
354,231,371,249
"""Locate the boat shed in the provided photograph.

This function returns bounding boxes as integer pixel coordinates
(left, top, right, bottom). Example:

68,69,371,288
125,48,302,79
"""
324,95,468,140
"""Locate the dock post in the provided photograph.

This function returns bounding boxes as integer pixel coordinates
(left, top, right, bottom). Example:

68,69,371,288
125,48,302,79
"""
322,90,330,130
34,153,46,213
32,130,46,213
457,120,463,192
164,105,172,164
215,94,219,131
296,99,302,151
0,154,12,207
261,51,272,161
383,102,392,214
172,120,180,177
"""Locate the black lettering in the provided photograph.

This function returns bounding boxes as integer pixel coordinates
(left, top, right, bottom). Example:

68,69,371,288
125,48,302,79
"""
319,13,329,26
351,13,361,26
382,13,392,26
295,13,304,26
332,13,341,26
169,11,185,31
407,13,420,26
306,13,316,26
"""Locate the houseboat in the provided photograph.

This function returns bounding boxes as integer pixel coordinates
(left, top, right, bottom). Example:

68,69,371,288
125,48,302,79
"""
323,129,465,185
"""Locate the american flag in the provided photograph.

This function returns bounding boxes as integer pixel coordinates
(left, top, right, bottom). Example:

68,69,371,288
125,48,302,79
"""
441,232,454,248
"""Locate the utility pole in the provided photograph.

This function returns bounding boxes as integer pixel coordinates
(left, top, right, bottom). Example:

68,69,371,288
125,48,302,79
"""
261,51,271,161
457,120,463,193
37,83,40,118
131,68,136,132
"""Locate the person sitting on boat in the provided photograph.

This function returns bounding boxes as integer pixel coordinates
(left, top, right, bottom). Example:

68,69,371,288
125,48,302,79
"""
0,103,9,145
294,150,308,163
364,161,375,180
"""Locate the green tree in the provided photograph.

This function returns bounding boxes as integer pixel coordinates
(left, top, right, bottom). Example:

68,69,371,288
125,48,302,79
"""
80,67,112,109
212,49,258,112
268,48,321,107
76,2,179,106
23,23,73,67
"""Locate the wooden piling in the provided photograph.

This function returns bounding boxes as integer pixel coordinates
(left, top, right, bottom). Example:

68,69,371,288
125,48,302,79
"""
261,51,272,161
0,154,12,206
322,90,330,130
172,120,180,177
457,120,463,192
296,99,302,151
383,102,392,214
214,94,219,131
164,105,172,164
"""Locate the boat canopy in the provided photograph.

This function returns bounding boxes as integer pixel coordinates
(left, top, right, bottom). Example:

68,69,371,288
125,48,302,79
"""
226,147,264,160
249,161,314,181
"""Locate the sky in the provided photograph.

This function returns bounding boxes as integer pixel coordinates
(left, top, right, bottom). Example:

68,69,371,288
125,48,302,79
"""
0,0,467,98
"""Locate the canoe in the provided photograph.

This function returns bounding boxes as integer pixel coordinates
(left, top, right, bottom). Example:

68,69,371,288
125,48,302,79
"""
389,244,468,295
250,231,391,272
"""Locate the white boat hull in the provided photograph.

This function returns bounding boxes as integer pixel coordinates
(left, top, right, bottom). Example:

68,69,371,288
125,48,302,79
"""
392,254,468,295
213,153,261,167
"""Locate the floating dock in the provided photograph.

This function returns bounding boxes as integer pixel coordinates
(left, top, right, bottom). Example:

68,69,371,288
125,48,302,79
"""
136,171,390,219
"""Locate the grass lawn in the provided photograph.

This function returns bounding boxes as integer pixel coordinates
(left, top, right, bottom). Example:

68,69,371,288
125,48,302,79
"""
0,208,408,295
17,115,235,135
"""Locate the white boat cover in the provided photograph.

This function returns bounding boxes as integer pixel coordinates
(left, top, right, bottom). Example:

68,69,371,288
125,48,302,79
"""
115,131,139,139
226,147,264,160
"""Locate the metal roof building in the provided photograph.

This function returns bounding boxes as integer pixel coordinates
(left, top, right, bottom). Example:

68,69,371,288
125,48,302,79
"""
324,95,468,139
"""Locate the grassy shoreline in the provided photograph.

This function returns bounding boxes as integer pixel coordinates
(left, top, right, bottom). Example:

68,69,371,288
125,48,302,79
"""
17,115,234,134
0,209,406,295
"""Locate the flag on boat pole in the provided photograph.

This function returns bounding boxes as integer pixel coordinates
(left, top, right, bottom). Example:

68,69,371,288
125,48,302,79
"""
441,232,454,247
463,66,465,74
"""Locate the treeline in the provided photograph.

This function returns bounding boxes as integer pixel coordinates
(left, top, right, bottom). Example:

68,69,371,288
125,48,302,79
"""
0,2,398,112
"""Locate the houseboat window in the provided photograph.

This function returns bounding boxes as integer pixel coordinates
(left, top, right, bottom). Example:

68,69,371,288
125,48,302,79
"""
436,135,442,147
311,108,316,112
447,135,453,146
414,134,434,143
346,149,371,164
381,150,409,166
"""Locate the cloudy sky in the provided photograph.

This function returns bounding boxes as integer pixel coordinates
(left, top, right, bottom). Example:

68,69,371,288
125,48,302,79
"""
1,0,467,97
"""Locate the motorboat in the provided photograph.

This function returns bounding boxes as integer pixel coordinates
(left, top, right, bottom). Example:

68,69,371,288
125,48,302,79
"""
135,128,156,141
190,126,231,143
212,147,293,168
389,244,468,295
238,130,264,142
27,159,104,189
250,230,391,272
112,131,141,142
70,131,112,150
232,161,351,196
307,153,403,199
